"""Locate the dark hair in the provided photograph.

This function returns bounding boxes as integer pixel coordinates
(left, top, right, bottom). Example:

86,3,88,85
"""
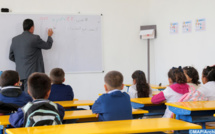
23,19,34,31
50,68,65,84
132,70,150,97
168,67,187,84
183,66,200,85
104,71,123,89
202,66,215,82
28,73,51,99
0,70,19,87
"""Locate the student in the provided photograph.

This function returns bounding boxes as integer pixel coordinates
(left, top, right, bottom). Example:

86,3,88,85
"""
92,71,132,121
128,70,152,98
9,73,65,127
151,67,189,118
0,70,32,107
183,66,201,89
197,66,215,100
48,68,74,101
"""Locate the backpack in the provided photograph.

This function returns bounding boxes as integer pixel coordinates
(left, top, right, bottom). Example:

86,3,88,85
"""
171,85,208,118
22,100,62,127
178,85,208,102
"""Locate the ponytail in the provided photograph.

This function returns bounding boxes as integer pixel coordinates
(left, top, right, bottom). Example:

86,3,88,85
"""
132,70,150,97
168,66,187,84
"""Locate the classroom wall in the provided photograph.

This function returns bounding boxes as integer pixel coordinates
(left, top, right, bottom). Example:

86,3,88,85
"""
146,0,215,85
0,0,150,100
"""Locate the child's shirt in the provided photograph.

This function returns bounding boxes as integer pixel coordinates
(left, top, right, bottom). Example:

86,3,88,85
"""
48,84,74,101
0,86,32,107
92,89,132,121
128,84,152,98
151,83,189,118
9,99,65,127
198,81,215,101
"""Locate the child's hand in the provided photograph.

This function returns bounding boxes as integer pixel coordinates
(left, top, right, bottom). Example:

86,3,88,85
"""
95,113,99,118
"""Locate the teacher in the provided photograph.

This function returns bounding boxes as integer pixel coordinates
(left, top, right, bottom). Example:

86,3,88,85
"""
9,19,53,93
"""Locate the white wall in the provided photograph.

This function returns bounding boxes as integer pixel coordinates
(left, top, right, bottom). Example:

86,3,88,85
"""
147,0,215,85
0,0,149,100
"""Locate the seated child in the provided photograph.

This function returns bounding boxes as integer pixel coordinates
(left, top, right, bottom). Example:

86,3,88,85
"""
197,66,215,100
128,70,152,98
9,72,65,127
183,66,201,89
151,67,189,118
0,70,32,107
48,68,74,101
92,71,132,121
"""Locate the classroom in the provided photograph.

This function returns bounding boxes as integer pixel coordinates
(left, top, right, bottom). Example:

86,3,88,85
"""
1,0,215,133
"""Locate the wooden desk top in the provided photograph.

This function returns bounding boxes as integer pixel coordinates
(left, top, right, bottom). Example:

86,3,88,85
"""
125,84,167,89
166,101,215,111
150,85,167,89
0,109,148,126
124,84,132,87
130,98,153,105
6,118,201,134
54,100,95,108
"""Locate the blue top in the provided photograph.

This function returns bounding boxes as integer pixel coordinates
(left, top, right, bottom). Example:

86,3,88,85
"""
92,90,132,121
9,99,65,128
0,86,32,107
48,84,74,101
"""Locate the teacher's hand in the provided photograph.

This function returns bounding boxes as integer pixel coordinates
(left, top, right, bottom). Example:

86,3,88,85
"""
48,29,53,36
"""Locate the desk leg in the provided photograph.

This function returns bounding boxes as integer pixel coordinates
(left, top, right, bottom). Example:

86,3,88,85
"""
176,115,180,120
0,125,3,134
172,113,176,119
126,86,129,92
202,122,206,129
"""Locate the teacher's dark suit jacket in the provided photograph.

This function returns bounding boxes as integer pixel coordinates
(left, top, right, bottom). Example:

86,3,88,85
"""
9,31,53,80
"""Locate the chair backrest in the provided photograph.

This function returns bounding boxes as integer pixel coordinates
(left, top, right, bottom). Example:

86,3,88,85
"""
0,101,19,114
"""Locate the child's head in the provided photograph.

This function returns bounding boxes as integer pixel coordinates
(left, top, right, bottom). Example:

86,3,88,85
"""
28,72,51,99
132,70,150,97
202,66,215,84
183,66,200,85
0,70,19,87
50,68,65,84
104,71,123,92
168,66,187,85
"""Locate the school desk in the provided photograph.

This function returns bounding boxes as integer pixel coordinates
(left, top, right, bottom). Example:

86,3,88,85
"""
166,101,215,129
124,84,132,92
130,98,166,116
6,118,201,134
125,84,167,92
150,85,167,91
54,100,94,108
0,109,148,126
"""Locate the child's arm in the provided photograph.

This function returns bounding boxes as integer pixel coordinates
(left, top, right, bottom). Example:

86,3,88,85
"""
56,104,65,121
9,108,24,127
92,97,102,114
69,86,74,100
151,91,166,104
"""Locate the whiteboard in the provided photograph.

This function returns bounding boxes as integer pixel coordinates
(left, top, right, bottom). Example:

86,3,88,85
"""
0,14,103,73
